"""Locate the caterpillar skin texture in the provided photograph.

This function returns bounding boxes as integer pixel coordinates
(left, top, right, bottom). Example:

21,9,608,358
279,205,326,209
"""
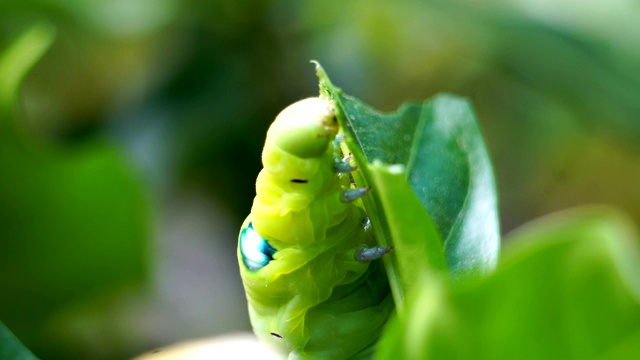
238,97,393,359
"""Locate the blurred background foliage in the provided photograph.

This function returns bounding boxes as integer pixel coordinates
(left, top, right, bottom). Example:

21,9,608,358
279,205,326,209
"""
0,0,639,358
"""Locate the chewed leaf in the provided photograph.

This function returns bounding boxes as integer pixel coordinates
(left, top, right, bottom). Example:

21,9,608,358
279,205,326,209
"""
315,62,499,303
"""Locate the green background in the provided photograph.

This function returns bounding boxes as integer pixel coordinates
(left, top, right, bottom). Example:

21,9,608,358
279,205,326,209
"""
1,0,640,358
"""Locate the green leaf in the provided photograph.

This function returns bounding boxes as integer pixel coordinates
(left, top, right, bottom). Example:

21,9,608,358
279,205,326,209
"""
377,206,640,359
0,322,38,360
0,23,55,116
365,161,446,314
0,25,149,353
314,62,499,307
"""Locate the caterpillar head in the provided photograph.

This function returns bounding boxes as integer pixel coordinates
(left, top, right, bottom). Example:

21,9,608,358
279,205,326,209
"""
255,96,345,244
267,97,337,159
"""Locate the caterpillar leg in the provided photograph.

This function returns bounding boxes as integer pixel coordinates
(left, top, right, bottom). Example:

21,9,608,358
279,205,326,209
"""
341,188,370,203
334,155,357,173
354,246,392,262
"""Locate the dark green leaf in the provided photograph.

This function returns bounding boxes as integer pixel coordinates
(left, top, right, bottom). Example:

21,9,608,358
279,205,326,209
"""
0,322,38,360
315,63,499,306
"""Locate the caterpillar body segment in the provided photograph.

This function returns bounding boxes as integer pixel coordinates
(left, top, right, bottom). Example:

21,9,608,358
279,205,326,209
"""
238,97,393,359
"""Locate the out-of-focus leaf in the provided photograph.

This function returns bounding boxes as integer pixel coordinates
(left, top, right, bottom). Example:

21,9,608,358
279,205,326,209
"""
599,330,640,360
376,206,640,359
0,25,148,355
315,63,499,307
0,23,54,115
0,321,38,360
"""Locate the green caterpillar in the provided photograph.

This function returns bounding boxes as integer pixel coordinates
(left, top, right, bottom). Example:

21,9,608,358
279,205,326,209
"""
238,96,394,359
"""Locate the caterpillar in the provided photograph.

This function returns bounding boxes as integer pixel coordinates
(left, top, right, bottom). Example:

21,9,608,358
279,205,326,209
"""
238,96,394,359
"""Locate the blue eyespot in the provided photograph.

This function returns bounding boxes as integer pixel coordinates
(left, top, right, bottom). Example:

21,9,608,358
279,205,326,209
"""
240,222,277,271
